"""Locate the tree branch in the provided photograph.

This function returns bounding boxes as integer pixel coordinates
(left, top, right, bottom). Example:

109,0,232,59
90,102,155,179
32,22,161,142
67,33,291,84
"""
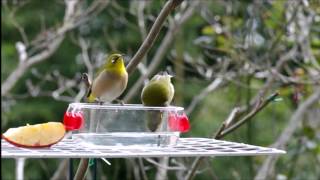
254,87,320,180
138,158,148,180
217,92,279,139
145,158,186,171
223,46,298,119
155,157,169,180
184,92,280,180
74,159,89,180
124,0,197,102
1,0,110,97
50,159,68,180
186,77,223,115
126,0,184,74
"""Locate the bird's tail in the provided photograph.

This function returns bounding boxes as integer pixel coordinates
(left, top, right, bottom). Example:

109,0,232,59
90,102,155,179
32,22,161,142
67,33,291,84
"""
146,111,163,132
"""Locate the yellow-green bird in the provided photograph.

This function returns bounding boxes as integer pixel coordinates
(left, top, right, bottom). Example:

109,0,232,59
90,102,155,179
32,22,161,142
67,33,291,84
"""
141,72,174,131
87,53,128,103
141,72,174,106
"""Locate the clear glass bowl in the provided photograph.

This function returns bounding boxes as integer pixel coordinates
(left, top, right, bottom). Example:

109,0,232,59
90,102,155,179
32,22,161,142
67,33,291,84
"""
64,103,185,147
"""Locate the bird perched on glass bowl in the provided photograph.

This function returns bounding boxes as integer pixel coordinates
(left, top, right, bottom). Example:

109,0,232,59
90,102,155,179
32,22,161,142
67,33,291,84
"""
86,53,128,104
78,53,128,179
141,71,174,132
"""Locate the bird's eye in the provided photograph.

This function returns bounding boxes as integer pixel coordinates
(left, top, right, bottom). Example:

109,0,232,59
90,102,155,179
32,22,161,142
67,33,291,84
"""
111,55,121,64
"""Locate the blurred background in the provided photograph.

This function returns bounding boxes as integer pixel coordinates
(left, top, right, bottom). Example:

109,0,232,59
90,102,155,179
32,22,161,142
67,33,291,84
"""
1,0,320,179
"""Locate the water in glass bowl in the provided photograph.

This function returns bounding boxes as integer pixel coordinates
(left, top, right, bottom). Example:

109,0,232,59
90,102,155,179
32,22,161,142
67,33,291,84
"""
72,132,180,147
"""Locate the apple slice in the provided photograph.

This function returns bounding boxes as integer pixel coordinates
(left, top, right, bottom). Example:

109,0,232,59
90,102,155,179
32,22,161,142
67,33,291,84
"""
2,122,66,148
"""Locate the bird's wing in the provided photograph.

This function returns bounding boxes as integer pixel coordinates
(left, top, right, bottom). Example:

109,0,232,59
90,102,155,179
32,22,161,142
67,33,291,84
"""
86,64,106,99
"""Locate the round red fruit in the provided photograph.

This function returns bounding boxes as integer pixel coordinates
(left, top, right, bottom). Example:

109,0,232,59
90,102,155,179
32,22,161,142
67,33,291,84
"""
168,112,190,133
63,111,84,131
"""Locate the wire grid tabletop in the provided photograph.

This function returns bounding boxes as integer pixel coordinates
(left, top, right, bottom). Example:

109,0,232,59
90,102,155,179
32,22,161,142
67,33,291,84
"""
1,138,285,159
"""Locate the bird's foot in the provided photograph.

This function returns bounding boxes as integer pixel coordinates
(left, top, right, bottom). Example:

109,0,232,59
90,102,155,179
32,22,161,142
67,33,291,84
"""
97,100,104,105
114,99,125,105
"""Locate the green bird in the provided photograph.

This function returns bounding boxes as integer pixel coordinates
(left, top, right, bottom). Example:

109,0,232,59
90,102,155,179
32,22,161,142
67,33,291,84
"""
141,72,174,131
87,53,128,103
141,72,174,106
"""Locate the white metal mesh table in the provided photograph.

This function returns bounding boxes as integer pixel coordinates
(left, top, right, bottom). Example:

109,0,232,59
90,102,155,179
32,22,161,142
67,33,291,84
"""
1,138,285,158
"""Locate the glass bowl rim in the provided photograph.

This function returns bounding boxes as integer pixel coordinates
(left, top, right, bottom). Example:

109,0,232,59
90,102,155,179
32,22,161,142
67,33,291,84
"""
68,103,184,111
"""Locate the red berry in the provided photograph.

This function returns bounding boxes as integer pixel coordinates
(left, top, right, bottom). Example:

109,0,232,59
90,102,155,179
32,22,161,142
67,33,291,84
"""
168,112,190,133
168,113,179,131
177,113,190,133
63,111,84,131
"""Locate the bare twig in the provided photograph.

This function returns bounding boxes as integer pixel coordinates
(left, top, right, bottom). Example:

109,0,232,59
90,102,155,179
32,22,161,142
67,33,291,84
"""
126,0,184,74
11,18,29,46
6,2,30,45
184,92,280,180
145,158,186,171
213,107,240,138
50,159,68,180
74,159,89,180
129,159,141,180
186,77,223,115
254,87,320,180
136,0,148,68
204,159,219,180
2,34,64,97
224,46,298,118
8,69,84,102
137,1,147,40
251,47,297,103
138,158,148,180
1,0,110,97
217,92,279,138
78,37,94,78
155,157,169,180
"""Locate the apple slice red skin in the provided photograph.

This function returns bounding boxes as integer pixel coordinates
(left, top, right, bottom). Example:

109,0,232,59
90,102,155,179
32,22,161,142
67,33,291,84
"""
2,134,65,148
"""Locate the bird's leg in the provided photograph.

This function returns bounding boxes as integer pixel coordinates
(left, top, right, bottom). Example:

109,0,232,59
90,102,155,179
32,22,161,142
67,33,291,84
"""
98,101,104,105
114,99,125,105
93,98,104,105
